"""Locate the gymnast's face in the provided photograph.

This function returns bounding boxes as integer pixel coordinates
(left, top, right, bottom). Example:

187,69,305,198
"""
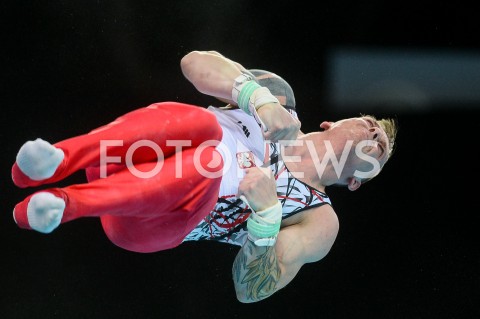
320,116,389,167
317,116,390,189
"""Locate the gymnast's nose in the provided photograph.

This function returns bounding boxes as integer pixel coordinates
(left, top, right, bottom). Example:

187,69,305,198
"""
369,126,381,141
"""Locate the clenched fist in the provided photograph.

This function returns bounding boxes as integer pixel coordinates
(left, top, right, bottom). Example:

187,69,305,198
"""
257,103,301,143
238,167,278,212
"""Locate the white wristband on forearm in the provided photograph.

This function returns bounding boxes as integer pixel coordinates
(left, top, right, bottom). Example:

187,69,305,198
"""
232,73,279,116
246,200,283,247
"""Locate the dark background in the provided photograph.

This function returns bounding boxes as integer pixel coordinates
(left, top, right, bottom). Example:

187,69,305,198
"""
1,1,477,318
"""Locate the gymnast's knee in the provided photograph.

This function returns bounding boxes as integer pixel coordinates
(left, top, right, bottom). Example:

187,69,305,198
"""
147,101,223,142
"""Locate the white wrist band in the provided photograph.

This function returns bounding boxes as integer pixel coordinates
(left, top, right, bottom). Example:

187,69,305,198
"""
240,196,283,247
231,73,279,116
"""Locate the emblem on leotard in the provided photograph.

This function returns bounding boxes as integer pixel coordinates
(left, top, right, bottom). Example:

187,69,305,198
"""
236,151,256,169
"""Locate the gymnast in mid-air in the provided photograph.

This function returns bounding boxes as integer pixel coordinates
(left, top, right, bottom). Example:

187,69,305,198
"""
11,50,397,302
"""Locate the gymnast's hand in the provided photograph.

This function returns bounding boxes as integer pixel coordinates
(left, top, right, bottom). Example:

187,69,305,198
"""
238,167,278,212
257,103,301,143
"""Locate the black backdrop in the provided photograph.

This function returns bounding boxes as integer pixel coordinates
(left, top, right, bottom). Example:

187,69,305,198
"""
1,1,478,318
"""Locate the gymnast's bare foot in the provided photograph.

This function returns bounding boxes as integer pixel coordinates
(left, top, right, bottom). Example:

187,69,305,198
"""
12,138,64,188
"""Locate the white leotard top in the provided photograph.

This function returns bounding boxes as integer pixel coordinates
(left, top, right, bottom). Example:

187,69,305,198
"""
183,106,332,246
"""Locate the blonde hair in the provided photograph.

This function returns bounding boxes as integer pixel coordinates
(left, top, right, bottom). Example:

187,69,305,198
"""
363,114,398,160
358,115,398,184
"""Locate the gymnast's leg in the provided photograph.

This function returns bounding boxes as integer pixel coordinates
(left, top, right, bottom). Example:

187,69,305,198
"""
13,147,223,253
12,102,221,188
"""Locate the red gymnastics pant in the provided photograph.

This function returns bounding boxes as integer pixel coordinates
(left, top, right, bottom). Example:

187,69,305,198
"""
12,102,223,253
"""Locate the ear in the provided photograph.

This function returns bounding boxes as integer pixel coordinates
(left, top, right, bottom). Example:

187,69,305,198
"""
347,178,361,191
320,121,333,130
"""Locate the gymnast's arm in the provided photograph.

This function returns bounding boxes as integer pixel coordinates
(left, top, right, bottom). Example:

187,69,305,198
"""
180,51,301,142
232,204,339,303
180,50,244,105
183,50,253,105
